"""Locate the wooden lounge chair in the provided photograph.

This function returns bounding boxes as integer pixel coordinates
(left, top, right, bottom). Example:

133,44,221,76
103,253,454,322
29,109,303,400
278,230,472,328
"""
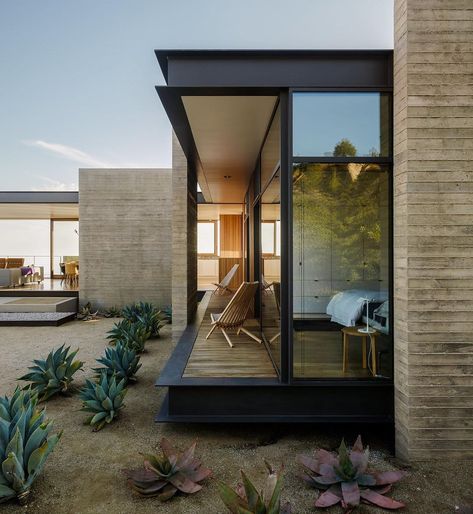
206,281,261,347
212,263,239,295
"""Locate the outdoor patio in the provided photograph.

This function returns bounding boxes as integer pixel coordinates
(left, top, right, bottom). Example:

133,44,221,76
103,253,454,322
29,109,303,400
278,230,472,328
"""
184,292,277,378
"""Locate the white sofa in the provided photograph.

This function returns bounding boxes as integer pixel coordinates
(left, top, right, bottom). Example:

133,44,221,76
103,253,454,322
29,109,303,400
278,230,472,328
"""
0,266,44,288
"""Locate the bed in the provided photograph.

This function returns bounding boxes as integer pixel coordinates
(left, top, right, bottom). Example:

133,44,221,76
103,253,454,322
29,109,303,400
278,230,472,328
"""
326,289,389,334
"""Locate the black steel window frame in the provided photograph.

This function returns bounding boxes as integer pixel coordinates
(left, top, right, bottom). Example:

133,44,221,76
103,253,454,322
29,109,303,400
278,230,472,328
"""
285,88,394,385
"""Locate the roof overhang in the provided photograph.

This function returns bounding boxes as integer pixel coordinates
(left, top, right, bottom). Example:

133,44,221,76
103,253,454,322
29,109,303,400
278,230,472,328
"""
0,192,78,219
155,50,393,203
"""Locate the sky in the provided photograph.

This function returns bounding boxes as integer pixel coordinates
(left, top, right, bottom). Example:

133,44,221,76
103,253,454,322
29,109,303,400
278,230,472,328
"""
0,0,393,191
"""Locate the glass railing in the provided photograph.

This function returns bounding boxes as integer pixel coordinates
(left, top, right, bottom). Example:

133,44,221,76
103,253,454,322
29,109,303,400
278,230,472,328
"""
0,255,75,279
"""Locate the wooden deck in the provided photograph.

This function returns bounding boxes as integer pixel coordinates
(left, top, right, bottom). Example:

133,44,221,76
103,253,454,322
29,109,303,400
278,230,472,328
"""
183,293,277,378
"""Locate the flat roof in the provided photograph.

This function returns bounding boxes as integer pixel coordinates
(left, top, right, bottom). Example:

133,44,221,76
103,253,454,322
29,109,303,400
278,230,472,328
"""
0,192,78,204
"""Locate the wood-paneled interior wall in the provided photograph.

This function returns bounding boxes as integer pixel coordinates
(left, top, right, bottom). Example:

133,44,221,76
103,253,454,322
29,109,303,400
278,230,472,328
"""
219,214,243,290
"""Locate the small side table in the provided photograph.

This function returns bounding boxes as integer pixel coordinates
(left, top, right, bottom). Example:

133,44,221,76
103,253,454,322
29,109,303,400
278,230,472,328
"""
341,326,379,376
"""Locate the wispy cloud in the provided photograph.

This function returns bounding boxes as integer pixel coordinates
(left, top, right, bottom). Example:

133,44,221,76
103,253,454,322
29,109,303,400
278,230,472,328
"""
24,140,114,168
32,176,78,191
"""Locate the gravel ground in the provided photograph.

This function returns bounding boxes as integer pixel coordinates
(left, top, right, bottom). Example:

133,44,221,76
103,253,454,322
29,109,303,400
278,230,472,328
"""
1,319,472,514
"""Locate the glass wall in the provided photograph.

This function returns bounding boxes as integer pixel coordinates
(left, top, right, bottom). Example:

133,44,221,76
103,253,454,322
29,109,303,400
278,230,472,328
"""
261,169,281,371
292,92,391,380
293,92,391,158
0,220,51,276
52,220,79,276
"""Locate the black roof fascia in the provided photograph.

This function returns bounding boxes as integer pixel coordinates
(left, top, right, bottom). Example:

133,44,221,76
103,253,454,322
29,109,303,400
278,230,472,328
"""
0,192,79,204
155,49,393,88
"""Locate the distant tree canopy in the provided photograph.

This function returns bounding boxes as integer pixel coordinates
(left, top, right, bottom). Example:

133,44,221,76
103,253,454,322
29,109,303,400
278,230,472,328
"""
333,138,357,157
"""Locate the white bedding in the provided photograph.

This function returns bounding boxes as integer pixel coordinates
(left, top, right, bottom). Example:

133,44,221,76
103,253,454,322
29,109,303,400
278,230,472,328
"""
326,289,388,327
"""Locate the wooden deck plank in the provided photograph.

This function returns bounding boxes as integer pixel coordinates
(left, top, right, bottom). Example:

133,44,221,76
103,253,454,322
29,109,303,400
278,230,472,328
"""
183,293,277,378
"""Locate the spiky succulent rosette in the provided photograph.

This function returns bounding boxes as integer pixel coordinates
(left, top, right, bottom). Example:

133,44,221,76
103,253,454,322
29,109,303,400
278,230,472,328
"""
0,388,62,504
297,436,405,513
106,319,151,353
218,460,292,514
18,344,83,401
123,438,211,501
121,302,168,337
93,342,141,383
79,372,127,431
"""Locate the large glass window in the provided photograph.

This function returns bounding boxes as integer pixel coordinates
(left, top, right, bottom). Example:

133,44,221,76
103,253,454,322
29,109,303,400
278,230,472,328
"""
261,104,280,190
293,92,391,157
52,220,79,276
0,220,51,276
292,162,390,379
261,169,281,372
197,221,218,256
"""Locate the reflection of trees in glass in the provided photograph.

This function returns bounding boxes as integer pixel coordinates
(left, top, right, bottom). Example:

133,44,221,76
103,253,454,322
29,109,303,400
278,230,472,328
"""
333,138,357,157
293,162,388,286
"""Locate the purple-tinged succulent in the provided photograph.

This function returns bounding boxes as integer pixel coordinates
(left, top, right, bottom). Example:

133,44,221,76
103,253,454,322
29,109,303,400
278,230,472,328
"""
297,436,406,513
123,438,211,501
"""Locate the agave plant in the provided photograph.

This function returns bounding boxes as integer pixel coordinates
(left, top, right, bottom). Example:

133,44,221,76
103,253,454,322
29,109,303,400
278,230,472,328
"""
93,342,141,383
122,302,168,337
79,372,127,431
18,345,84,401
101,306,122,318
106,319,151,353
297,436,405,512
218,460,292,514
77,302,99,321
124,438,211,501
0,388,62,504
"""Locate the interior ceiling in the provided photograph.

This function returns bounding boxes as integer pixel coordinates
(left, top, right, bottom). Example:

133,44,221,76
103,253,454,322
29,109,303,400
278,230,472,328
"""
198,203,243,221
182,95,277,203
0,203,79,220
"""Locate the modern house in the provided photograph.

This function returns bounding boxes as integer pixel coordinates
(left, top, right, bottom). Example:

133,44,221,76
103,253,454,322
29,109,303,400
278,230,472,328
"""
1,1,471,461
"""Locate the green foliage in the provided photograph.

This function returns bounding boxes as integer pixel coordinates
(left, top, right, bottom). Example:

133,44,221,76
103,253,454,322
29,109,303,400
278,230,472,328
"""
293,162,388,284
93,342,141,383
333,138,357,157
18,345,84,401
218,460,291,514
106,319,151,353
101,306,122,318
124,438,211,501
79,372,127,431
77,302,99,321
121,302,168,337
0,388,62,504
297,436,406,511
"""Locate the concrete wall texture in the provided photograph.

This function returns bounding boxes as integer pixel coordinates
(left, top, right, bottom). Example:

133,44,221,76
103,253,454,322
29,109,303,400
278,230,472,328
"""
79,168,172,310
171,133,198,340
394,0,473,460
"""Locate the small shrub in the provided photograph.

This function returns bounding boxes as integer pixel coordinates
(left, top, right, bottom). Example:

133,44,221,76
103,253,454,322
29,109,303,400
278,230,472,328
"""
106,319,150,353
102,306,122,318
93,342,141,383
0,388,62,504
77,302,99,321
122,302,168,337
218,460,291,513
79,372,127,431
18,344,84,401
124,438,211,501
297,436,406,511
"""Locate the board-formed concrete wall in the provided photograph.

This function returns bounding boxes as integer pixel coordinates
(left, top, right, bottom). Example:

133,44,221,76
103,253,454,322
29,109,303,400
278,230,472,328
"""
394,0,473,460
171,133,198,340
79,168,172,310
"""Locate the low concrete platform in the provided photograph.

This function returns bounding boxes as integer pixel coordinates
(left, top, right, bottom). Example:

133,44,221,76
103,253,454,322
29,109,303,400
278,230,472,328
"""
0,296,77,313
0,312,76,326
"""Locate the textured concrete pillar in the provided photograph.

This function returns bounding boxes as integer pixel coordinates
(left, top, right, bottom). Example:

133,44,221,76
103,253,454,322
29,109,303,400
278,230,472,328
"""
79,169,172,309
172,133,197,340
394,0,473,460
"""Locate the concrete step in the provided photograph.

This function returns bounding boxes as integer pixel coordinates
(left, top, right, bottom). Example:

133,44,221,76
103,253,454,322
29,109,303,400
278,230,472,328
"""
0,296,77,313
